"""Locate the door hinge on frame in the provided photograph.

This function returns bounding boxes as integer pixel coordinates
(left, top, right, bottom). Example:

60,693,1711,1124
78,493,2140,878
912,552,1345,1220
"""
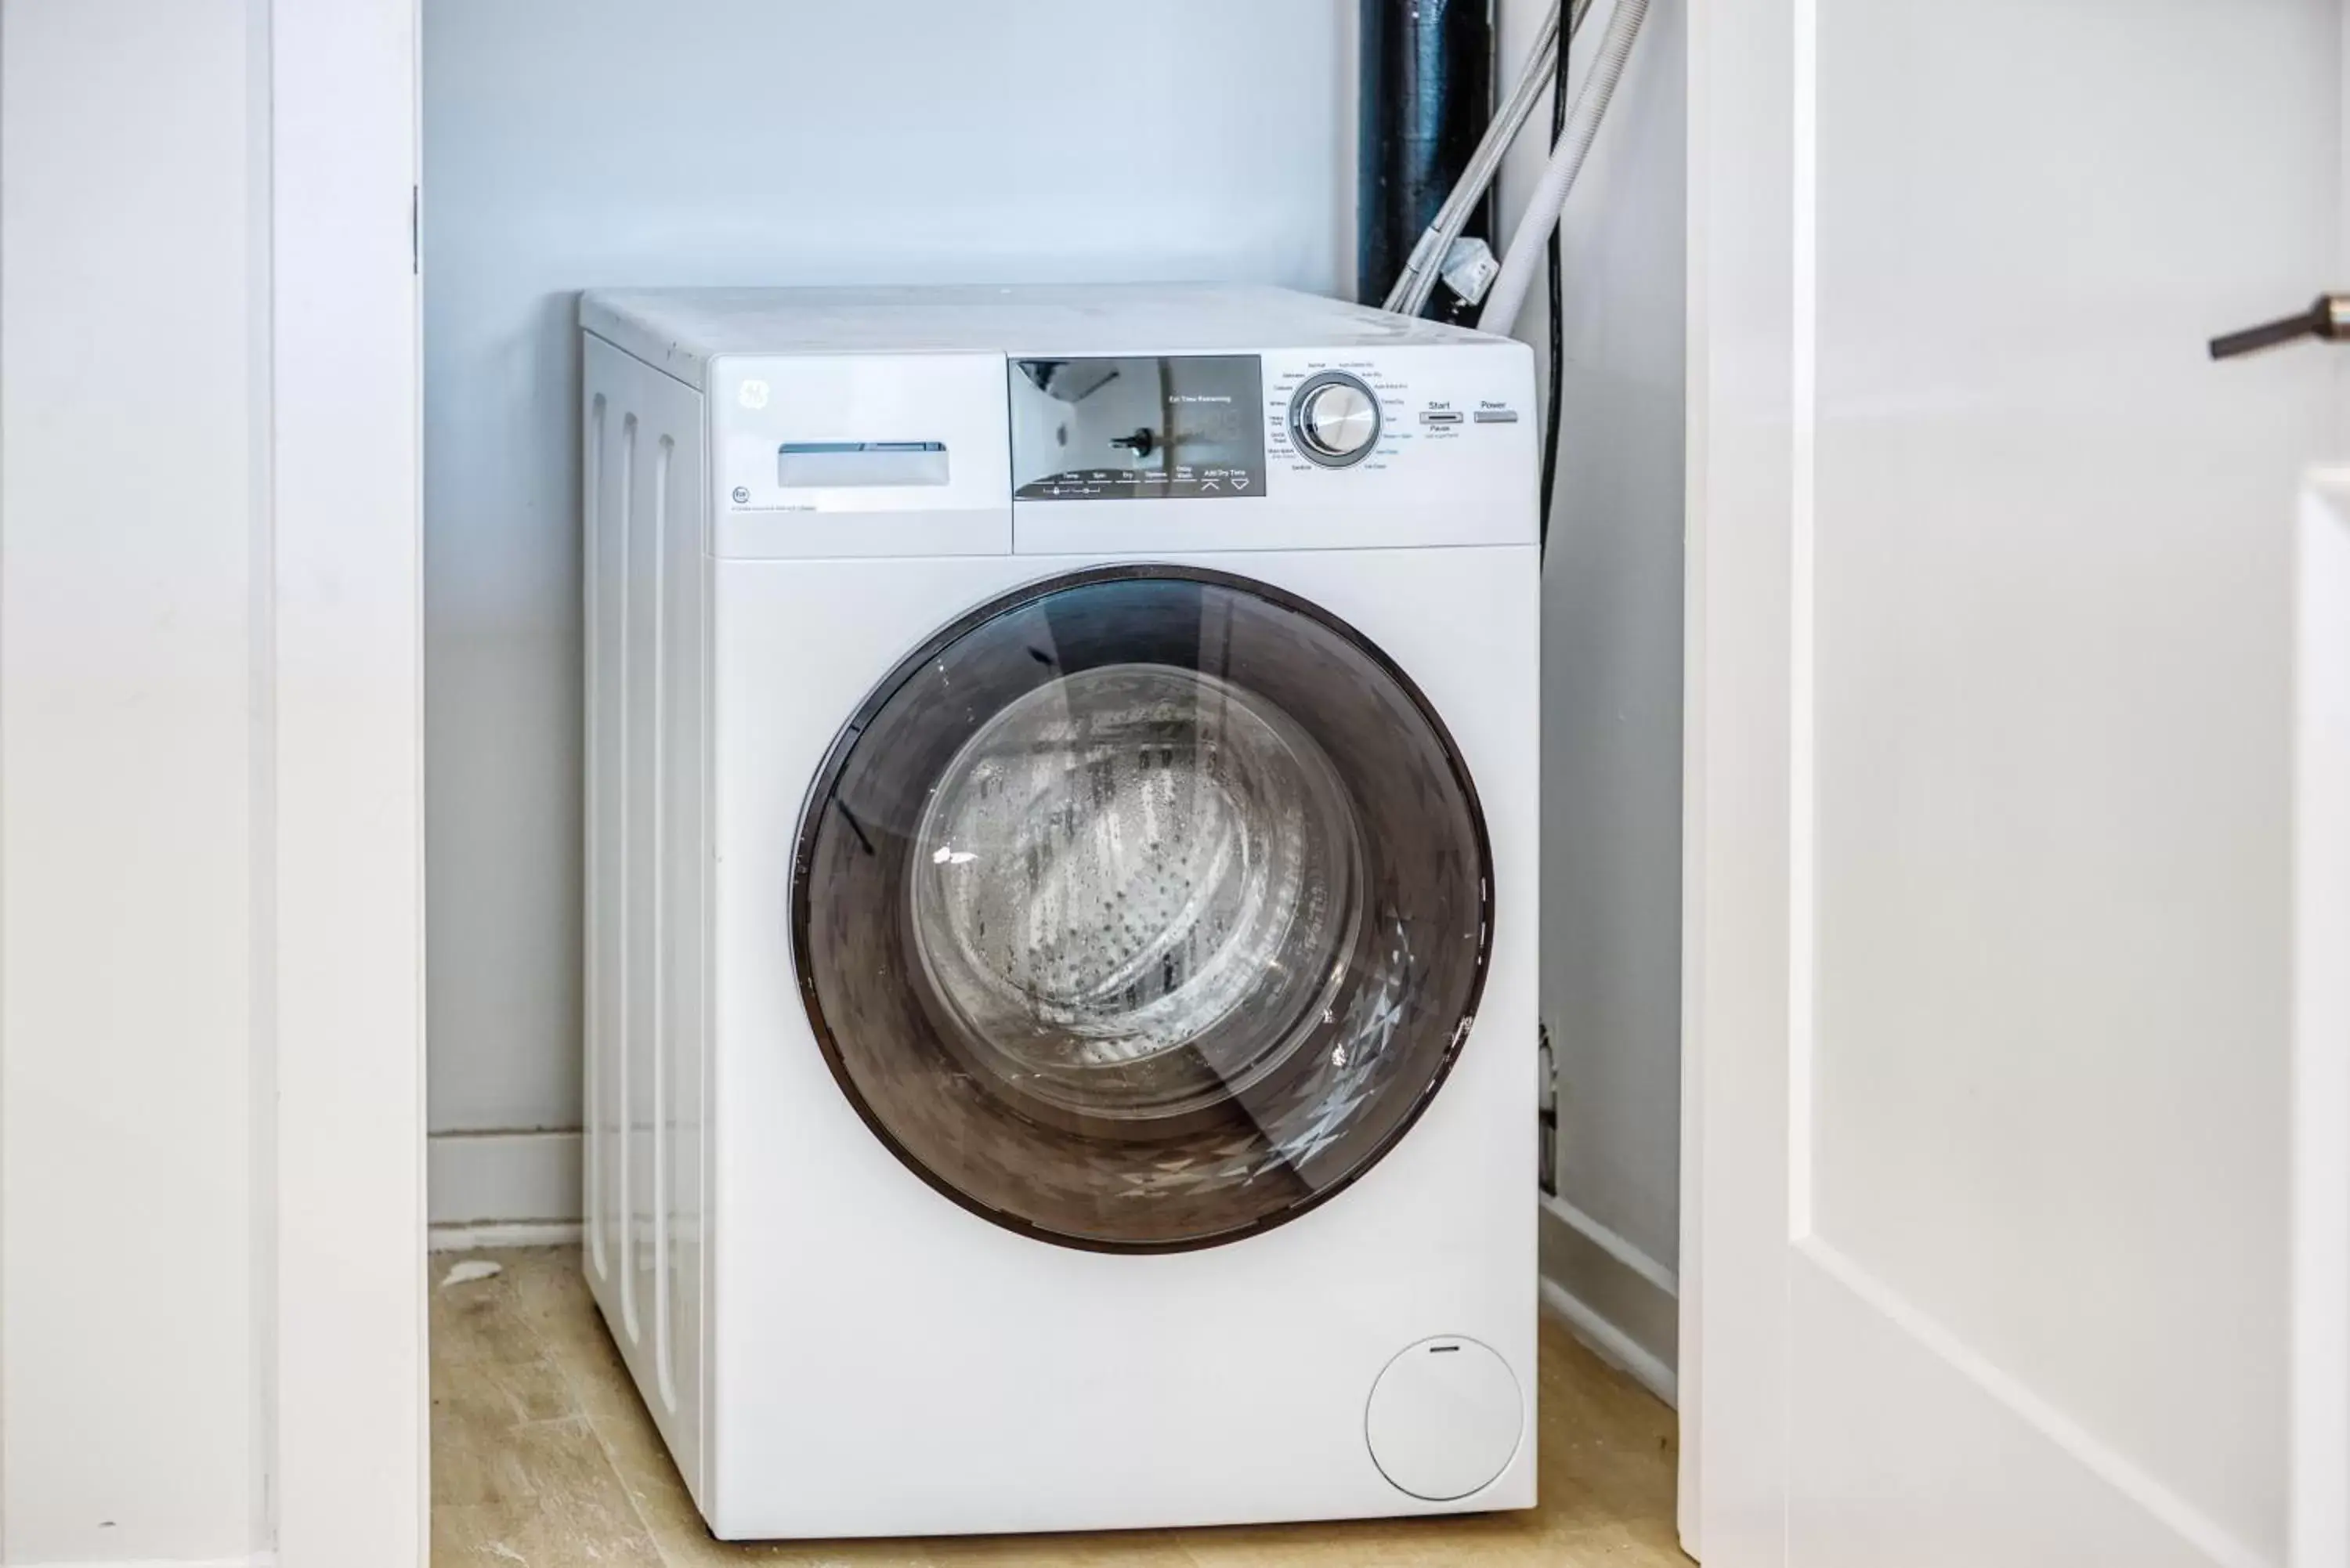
1537,1023,1559,1198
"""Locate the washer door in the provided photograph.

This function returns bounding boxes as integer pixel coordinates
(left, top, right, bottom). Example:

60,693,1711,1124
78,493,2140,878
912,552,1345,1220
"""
794,565,1492,1252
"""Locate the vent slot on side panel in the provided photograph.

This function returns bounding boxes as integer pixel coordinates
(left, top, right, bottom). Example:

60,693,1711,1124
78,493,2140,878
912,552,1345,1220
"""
584,392,610,1281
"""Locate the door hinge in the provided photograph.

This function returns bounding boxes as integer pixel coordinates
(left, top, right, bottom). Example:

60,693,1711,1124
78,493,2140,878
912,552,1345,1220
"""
1537,1023,1559,1198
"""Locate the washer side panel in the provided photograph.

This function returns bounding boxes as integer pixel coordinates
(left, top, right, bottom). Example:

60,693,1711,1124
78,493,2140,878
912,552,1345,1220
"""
580,331,710,1502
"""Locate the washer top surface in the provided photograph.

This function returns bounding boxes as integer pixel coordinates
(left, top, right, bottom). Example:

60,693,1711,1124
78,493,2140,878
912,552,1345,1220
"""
581,283,1506,390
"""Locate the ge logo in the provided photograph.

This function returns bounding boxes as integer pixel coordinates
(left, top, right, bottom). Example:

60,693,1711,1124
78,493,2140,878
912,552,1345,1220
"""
731,486,751,504
737,379,770,410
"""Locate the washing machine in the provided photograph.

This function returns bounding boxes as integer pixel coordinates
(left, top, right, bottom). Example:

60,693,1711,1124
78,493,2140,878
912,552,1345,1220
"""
579,283,1539,1541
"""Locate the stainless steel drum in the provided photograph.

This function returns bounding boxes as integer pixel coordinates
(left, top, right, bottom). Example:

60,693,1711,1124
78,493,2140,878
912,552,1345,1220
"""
909,664,1362,1125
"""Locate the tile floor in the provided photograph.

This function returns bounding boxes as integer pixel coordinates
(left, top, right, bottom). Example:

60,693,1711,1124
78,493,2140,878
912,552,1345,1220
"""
431,1247,1690,1566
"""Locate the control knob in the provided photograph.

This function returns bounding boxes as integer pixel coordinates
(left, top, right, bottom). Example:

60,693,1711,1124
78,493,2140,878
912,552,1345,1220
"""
1288,373,1383,467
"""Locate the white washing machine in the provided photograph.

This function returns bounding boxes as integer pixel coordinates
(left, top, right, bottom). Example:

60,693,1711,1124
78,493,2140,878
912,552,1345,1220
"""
580,283,1540,1541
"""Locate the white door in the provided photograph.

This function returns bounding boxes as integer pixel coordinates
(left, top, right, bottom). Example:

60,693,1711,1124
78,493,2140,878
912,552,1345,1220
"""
1683,2,2348,1564
2296,473,2350,1568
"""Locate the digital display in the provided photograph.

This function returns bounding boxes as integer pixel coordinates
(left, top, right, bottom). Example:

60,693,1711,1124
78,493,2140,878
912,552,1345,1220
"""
1010,356,1267,501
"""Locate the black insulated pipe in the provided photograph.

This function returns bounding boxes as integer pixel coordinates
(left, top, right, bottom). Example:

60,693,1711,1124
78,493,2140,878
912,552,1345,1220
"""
1357,0,1495,321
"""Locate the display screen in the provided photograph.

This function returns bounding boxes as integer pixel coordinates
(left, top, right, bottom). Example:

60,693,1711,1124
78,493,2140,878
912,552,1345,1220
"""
1010,356,1266,501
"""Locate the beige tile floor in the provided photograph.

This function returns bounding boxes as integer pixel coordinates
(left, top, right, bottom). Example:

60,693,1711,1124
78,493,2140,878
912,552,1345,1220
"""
432,1247,1691,1567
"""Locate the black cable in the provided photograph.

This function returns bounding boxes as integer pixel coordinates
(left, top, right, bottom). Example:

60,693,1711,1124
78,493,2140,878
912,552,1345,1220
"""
1538,5,1567,556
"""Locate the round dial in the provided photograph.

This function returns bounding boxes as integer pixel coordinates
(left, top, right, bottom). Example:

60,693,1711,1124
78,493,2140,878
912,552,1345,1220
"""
1289,374,1382,467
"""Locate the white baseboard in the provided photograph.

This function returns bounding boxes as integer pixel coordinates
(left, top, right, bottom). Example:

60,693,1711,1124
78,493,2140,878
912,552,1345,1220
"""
428,1219,584,1252
1539,1193,1679,1407
1542,1274,1678,1406
428,1127,580,1227
16,1558,273,1568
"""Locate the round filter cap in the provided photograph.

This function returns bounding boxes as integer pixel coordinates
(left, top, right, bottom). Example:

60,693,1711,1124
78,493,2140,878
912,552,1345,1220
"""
1365,1336,1524,1501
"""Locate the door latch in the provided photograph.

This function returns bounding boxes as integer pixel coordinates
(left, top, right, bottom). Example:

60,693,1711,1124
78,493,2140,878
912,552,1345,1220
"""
2209,292,2350,359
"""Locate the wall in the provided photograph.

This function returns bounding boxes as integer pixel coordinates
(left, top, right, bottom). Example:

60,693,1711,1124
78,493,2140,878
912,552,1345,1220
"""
1500,0,1688,1396
420,0,1354,1227
1,0,271,1562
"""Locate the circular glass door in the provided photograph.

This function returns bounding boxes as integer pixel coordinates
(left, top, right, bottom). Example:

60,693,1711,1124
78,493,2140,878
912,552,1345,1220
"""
793,565,1491,1252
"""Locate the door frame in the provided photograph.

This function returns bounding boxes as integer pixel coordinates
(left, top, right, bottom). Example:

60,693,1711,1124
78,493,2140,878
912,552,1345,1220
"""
1679,0,1804,1556
269,1,427,1563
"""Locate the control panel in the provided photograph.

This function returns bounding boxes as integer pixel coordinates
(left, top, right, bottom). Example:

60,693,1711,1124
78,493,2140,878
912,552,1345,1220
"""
1259,345,1530,487
1012,341,1537,554
1003,346,1531,500
707,338,1537,558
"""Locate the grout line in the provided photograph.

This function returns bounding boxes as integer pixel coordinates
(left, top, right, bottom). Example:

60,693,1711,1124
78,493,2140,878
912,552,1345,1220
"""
588,1416,676,1566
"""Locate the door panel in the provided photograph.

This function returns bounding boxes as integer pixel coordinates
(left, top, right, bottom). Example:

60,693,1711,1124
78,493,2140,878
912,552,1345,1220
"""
1688,1,2334,1562
2294,475,2350,1568
792,565,1494,1253
1788,1255,2230,1568
1807,0,2322,1545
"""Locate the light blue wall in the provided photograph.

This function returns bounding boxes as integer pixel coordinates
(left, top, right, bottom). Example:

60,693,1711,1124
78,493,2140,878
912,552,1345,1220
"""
422,2,1350,1137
